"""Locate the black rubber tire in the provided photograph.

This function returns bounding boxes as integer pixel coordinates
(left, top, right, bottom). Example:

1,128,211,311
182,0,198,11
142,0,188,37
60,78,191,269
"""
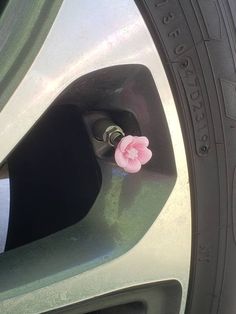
136,1,236,314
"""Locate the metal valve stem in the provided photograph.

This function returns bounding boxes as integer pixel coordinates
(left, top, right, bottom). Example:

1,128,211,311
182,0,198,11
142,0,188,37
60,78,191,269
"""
92,118,125,147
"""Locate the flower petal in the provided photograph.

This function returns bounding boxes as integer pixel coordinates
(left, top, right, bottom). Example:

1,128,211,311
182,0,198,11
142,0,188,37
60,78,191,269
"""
115,148,128,168
119,135,134,152
138,148,152,165
124,159,141,173
133,136,149,147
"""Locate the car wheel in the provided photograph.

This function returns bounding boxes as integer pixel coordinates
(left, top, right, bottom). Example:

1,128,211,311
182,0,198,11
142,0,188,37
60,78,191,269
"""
1,1,235,313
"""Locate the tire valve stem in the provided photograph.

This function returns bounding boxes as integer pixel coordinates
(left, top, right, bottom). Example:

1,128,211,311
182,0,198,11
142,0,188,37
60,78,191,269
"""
92,118,152,173
92,118,125,147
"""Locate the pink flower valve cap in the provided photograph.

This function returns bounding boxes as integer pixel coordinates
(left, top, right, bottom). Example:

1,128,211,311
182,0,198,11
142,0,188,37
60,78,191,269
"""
114,135,152,173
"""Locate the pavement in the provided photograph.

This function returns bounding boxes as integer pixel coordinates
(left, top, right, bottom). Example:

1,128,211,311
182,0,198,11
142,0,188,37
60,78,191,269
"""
0,178,10,253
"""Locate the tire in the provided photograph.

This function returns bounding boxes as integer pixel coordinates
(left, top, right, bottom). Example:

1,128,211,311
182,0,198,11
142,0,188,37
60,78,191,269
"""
136,1,236,313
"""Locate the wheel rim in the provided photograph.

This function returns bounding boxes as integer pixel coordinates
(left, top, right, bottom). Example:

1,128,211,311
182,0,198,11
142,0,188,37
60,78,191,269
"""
0,1,191,313
0,0,62,111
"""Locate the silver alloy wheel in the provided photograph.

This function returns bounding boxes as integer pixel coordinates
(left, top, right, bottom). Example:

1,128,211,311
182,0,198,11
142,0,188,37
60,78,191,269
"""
0,1,191,313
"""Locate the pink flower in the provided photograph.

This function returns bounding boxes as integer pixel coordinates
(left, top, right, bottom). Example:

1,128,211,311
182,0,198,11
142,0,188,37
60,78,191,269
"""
114,135,152,173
